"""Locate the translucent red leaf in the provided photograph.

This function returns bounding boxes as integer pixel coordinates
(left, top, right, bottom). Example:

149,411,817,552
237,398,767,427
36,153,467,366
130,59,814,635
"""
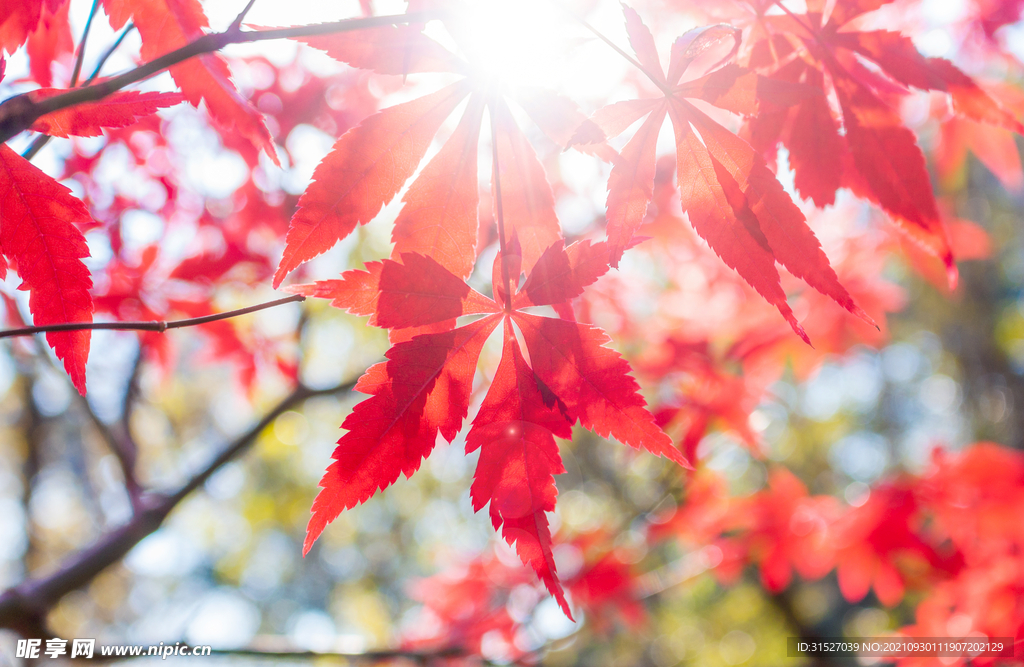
25,0,71,87
274,82,470,287
293,24,464,75
570,98,661,145
467,321,574,618
926,58,1024,133
668,24,740,86
669,104,809,343
29,89,184,137
0,144,93,394
0,0,54,52
831,74,956,280
622,5,665,84
684,100,875,327
836,543,874,602
491,99,563,275
828,0,894,26
287,261,383,317
514,240,611,309
514,311,690,467
603,105,666,265
841,32,1024,132
101,0,278,166
304,313,501,555
392,94,484,279
786,68,845,206
491,234,523,309
374,253,498,329
837,31,944,91
675,64,819,116
938,117,1023,191
514,87,615,160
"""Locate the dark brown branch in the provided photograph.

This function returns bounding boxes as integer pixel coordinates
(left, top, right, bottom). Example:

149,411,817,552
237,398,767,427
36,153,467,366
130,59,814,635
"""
0,294,305,339
0,377,357,635
0,11,441,144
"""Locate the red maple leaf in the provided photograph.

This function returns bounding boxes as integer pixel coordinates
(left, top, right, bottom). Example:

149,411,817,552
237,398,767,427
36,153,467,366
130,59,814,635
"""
24,0,71,87
0,0,64,53
0,144,93,393
741,467,839,592
272,22,595,286
29,89,183,137
833,482,960,606
295,238,688,617
742,0,1022,286
571,5,872,343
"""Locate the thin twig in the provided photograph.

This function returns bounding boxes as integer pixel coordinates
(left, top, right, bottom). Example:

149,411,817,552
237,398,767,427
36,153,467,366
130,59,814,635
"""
0,12,442,143
0,376,358,634
70,0,103,87
21,134,49,160
117,347,146,501
768,0,825,47
85,23,136,84
77,392,143,511
0,294,305,339
553,2,673,96
229,0,260,32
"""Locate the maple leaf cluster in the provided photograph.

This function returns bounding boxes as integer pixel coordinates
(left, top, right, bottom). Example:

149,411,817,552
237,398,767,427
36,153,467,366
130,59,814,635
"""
402,443,1024,664
1,0,1023,628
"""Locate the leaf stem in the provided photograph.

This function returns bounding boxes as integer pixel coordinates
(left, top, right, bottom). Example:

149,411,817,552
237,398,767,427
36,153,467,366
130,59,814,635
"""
768,0,826,47
0,294,306,339
489,99,513,310
0,11,442,144
553,2,674,97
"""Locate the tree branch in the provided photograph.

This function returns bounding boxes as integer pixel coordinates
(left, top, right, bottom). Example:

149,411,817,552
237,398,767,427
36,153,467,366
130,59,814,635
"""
0,377,357,635
0,11,442,144
0,294,305,339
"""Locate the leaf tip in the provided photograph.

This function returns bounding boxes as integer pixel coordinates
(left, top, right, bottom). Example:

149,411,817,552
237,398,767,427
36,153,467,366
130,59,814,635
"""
946,261,960,291
303,515,326,557
850,304,878,330
271,265,289,290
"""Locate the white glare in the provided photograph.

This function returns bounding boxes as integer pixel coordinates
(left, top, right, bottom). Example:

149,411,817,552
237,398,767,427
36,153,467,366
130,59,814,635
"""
447,0,567,91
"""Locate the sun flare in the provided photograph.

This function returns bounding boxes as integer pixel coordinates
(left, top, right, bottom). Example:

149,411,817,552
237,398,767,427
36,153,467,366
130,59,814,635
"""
436,0,571,91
